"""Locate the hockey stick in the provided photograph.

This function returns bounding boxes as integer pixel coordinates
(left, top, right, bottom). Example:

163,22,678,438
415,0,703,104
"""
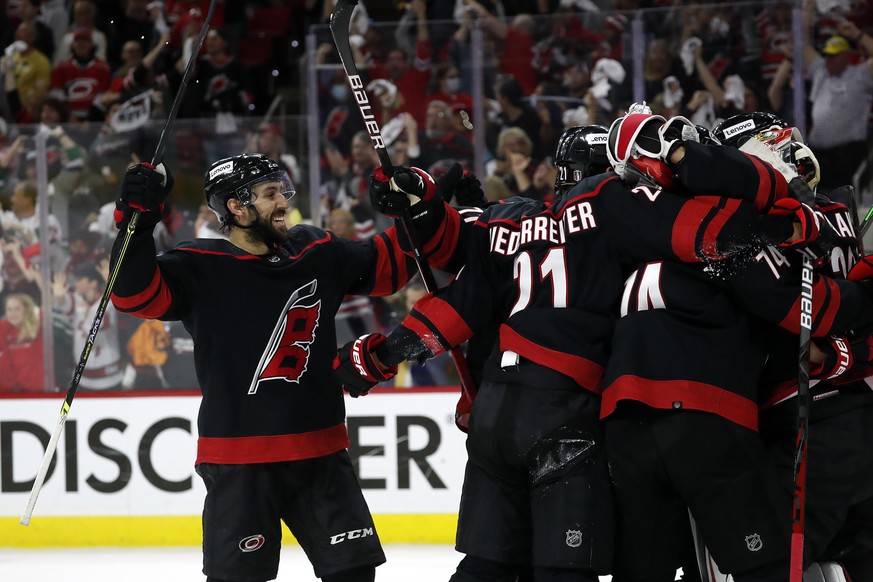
786,173,816,579
20,0,217,526
330,0,478,430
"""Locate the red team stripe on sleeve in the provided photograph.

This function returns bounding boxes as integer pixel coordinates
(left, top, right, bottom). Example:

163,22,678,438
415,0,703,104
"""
110,268,172,318
746,154,776,211
401,312,449,356
600,375,759,431
671,200,715,262
413,295,474,348
371,230,408,296
499,325,604,392
422,203,462,269
778,276,840,337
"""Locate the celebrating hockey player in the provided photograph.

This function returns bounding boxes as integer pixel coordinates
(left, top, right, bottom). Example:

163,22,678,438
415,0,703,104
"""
108,154,467,582
332,110,834,582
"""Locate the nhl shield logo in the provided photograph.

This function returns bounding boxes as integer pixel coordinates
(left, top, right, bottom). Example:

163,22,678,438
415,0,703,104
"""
565,530,582,548
745,533,763,552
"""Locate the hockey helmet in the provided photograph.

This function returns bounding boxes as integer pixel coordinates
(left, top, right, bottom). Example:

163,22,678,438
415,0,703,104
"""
204,154,295,225
554,125,610,193
712,112,787,148
606,112,677,189
695,124,721,146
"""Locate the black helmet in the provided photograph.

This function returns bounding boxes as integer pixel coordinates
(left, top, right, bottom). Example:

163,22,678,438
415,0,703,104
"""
712,112,787,148
695,124,721,146
204,154,295,226
554,125,610,194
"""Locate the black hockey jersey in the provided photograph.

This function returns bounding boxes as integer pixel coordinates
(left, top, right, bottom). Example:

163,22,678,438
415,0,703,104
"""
602,171,873,431
110,208,462,465
391,171,793,394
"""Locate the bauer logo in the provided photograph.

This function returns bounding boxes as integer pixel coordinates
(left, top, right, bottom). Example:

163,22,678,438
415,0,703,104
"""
208,160,234,180
565,529,582,548
722,119,756,139
239,534,266,552
745,533,763,551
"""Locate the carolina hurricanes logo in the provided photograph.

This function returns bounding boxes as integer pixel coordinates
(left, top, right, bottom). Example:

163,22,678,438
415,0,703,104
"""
248,280,320,394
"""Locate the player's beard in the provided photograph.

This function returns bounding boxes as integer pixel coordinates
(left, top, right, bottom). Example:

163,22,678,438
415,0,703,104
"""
244,208,289,249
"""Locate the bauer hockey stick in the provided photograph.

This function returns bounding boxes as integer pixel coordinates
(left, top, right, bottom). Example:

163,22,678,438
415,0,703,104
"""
20,0,218,526
790,197,816,580
330,0,478,430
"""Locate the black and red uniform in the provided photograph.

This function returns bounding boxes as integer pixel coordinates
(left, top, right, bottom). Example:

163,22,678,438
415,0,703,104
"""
109,205,462,580
601,143,873,582
756,193,873,577
379,160,794,579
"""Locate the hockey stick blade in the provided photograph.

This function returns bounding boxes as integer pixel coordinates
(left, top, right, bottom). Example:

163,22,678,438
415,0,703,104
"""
20,0,218,526
329,0,478,428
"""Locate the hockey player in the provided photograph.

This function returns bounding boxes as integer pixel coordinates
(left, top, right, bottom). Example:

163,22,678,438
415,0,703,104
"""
109,154,465,582
716,112,873,581
601,113,873,582
333,118,827,582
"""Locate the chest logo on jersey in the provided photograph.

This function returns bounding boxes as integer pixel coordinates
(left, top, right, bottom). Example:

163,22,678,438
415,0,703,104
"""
248,280,321,394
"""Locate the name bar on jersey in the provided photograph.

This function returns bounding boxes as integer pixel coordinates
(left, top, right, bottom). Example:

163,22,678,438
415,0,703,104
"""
489,200,597,256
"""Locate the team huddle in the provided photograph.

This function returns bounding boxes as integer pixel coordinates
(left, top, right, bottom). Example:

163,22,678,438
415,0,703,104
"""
109,104,873,582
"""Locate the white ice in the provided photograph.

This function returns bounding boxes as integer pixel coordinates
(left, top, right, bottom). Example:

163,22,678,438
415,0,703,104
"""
0,545,634,581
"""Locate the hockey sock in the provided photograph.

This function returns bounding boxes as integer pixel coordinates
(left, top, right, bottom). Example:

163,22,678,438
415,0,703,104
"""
321,564,376,582
449,555,519,582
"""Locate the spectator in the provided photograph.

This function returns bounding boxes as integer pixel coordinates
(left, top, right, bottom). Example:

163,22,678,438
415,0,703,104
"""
1,0,56,62
689,40,747,127
753,0,793,83
50,27,111,121
0,237,42,307
56,260,124,390
391,281,453,387
0,127,27,194
486,125,536,198
327,207,379,347
107,0,156,69
368,0,432,125
0,180,62,244
801,18,873,192
489,76,544,160
411,99,474,171
244,122,302,185
3,21,53,124
0,292,44,393
428,64,474,123
467,2,540,94
54,0,107,64
39,0,68,52
87,100,151,206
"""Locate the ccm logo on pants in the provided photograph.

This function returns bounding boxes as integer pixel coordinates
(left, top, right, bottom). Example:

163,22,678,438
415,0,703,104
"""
330,527,375,545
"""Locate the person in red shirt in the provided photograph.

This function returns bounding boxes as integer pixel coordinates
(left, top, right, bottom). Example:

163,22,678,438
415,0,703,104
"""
428,64,474,122
51,27,111,121
0,293,44,393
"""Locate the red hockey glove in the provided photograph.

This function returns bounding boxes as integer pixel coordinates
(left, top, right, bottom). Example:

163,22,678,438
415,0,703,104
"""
115,162,174,230
848,255,873,282
769,198,836,260
333,333,398,397
811,333,873,383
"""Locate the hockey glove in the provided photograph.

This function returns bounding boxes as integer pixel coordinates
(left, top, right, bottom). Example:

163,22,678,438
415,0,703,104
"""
451,170,488,208
657,115,698,164
848,254,873,282
333,333,398,397
812,333,873,383
369,165,437,218
115,162,174,230
768,198,835,255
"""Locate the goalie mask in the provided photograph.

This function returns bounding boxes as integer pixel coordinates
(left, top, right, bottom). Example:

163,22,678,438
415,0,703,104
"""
204,154,296,226
713,112,788,148
606,113,677,189
554,125,610,195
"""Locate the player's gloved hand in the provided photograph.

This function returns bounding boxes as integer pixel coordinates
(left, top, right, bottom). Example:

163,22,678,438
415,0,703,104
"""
451,170,487,208
657,115,698,164
115,162,174,230
849,255,873,282
768,198,834,255
369,165,437,218
333,333,398,397
811,333,873,384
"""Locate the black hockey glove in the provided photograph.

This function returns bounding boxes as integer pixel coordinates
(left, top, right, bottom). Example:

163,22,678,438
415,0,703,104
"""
369,165,437,218
451,170,487,208
333,333,398,397
812,333,873,383
115,162,174,230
